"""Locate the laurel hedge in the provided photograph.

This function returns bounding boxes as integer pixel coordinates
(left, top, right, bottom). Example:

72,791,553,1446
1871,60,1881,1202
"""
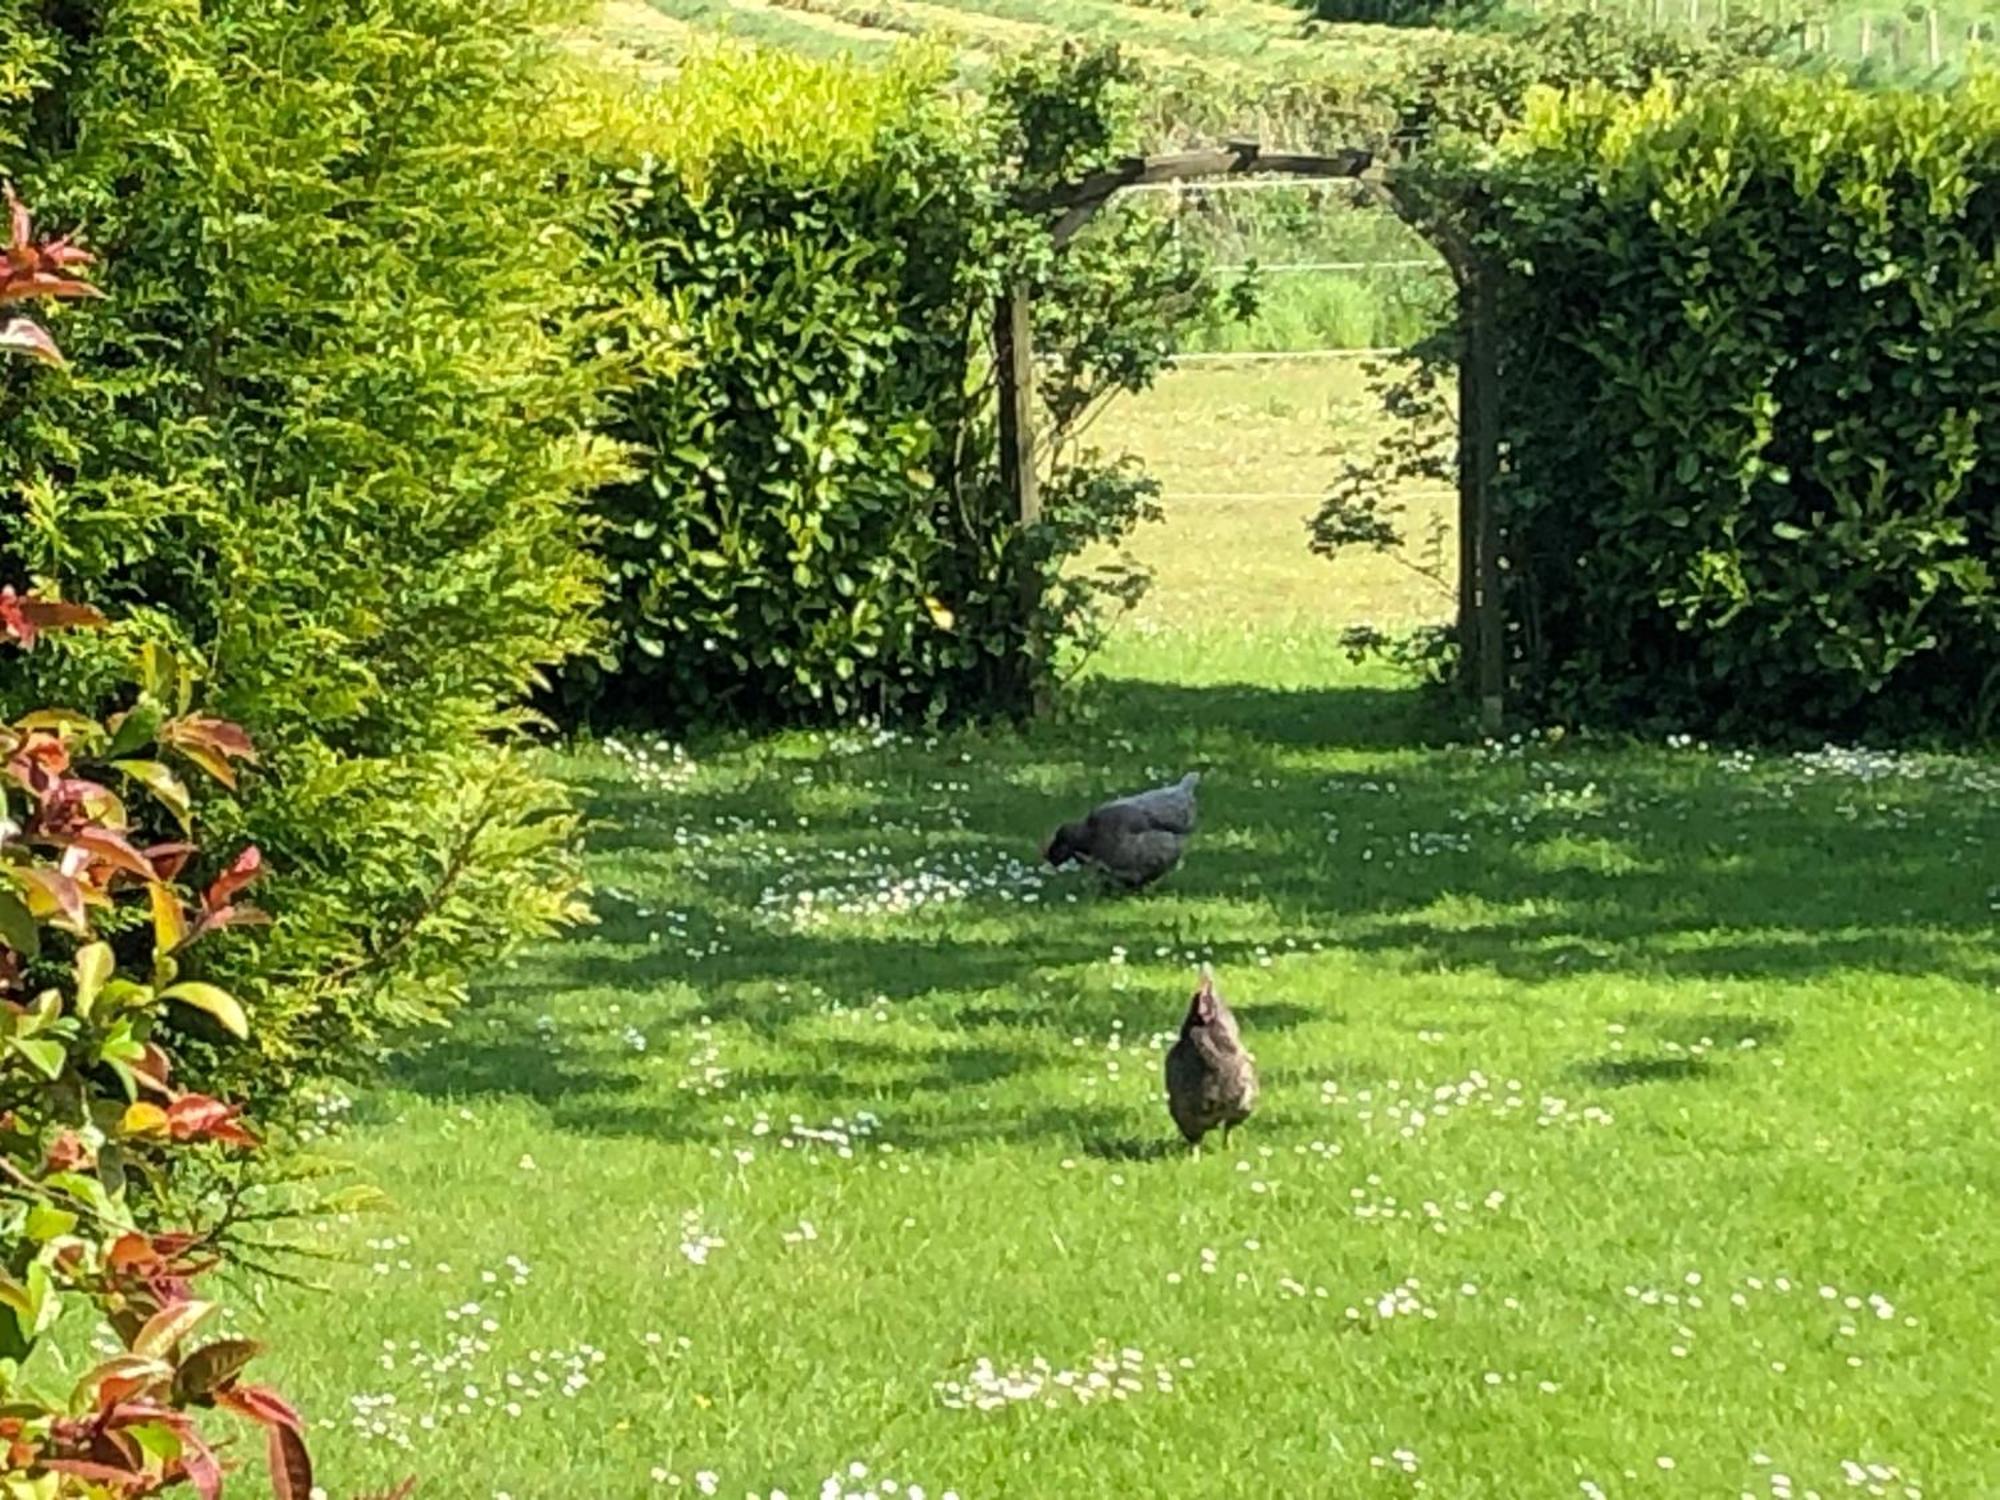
1455,72,2000,734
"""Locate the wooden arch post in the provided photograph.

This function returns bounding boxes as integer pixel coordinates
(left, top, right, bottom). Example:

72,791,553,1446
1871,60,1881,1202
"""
1409,196,1506,740
1000,141,1375,715
1463,263,1504,737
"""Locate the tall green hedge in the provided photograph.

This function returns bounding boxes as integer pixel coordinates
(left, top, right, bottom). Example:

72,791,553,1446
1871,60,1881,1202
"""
557,49,1013,724
557,44,1223,727
1461,72,2000,735
0,0,619,1097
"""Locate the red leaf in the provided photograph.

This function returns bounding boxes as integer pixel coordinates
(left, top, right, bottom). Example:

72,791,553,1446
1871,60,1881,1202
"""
161,715,257,763
144,841,198,882
7,730,70,783
105,1232,157,1274
0,316,62,366
95,1369,165,1409
217,1381,304,1434
165,1094,258,1149
0,587,28,647
132,1042,174,1094
40,236,93,270
44,1128,92,1171
6,186,30,256
40,1457,147,1485
185,903,273,947
266,1418,313,1500
181,1430,224,1500
0,187,98,305
205,845,264,910
36,776,128,840
13,596,106,631
67,826,157,881
0,272,102,305
132,1298,216,1360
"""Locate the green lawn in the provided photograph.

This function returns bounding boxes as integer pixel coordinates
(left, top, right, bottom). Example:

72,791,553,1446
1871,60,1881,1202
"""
326,19,2000,1490
249,577,1999,1497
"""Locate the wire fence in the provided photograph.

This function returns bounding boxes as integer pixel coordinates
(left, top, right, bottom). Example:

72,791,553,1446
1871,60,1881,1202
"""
1213,259,1445,274
1172,347,1410,363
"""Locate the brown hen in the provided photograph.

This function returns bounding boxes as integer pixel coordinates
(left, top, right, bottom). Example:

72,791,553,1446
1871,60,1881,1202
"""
1164,964,1257,1150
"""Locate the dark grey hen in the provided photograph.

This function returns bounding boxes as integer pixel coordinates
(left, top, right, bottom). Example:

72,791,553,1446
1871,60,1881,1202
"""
1042,771,1200,889
1164,964,1257,1150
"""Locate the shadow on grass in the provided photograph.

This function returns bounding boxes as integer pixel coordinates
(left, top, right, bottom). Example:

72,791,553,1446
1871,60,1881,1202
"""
1578,1055,1715,1087
393,671,2000,1142
1081,1136,1182,1163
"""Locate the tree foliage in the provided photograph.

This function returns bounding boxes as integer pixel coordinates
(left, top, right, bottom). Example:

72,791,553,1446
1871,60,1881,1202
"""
0,0,618,1100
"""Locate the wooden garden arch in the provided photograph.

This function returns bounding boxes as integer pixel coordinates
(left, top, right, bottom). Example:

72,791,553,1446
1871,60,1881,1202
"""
1003,140,1505,731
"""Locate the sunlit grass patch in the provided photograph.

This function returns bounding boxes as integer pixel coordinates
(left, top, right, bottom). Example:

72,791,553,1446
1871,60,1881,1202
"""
249,607,2000,1497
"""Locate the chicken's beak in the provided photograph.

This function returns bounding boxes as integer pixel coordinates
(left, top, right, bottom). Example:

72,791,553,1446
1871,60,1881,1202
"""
1193,966,1217,1022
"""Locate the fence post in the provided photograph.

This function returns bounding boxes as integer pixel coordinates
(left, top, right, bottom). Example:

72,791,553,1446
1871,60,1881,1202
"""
1454,290,1478,698
994,284,1047,717
1859,14,1873,56
1457,264,1505,734
1926,6,1940,66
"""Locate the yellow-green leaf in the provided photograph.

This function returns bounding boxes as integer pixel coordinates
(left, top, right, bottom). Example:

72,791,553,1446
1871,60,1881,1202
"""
102,978,156,1015
138,643,192,717
10,1036,64,1080
126,1419,185,1466
74,941,114,1019
113,759,192,833
149,882,188,956
923,595,955,630
161,981,248,1039
120,1102,170,1138
0,891,39,959
13,708,97,737
0,1272,33,1322
175,743,237,790
5,1468,61,1500
19,988,60,1037
23,1205,76,1242
105,699,165,760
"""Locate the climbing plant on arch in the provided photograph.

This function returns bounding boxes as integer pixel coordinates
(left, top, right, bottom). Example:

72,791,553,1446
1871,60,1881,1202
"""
1004,140,1512,728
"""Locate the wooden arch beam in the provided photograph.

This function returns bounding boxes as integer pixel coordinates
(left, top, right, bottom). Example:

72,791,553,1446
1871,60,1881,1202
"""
1041,141,1377,247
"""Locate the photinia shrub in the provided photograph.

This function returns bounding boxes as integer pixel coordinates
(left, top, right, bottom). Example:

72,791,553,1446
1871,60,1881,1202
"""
0,188,399,1500
0,599,314,1498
